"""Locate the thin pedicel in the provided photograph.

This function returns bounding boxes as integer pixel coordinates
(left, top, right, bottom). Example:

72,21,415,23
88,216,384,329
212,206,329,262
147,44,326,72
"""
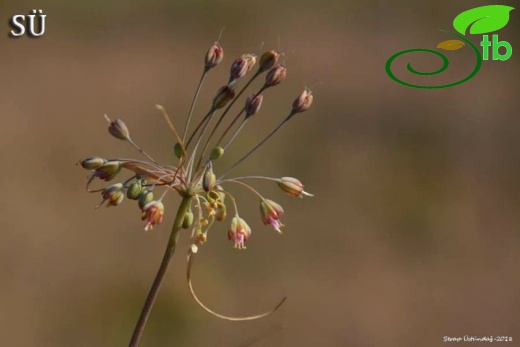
79,39,314,347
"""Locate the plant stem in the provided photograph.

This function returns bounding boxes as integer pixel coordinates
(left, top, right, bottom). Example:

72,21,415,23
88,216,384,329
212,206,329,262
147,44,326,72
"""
129,195,192,347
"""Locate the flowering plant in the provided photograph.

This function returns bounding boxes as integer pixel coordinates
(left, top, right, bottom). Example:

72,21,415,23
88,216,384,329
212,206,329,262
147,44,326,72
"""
80,38,313,346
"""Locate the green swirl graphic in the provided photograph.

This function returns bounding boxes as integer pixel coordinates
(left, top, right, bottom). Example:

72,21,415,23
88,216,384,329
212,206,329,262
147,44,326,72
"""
385,31,482,89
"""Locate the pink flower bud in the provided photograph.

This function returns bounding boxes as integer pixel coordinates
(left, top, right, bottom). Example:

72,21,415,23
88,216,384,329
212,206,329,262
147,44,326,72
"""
260,199,284,233
245,94,263,118
229,57,248,82
228,216,251,249
205,42,224,69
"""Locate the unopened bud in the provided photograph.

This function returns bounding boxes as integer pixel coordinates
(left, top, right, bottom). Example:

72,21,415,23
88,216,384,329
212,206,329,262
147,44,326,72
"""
182,210,194,229
210,146,224,160
81,157,106,170
259,50,280,72
105,115,130,140
205,42,224,69
245,94,263,118
277,177,313,198
174,142,185,159
212,85,236,109
95,161,122,181
126,181,142,200
229,56,248,83
265,64,287,87
138,189,154,209
292,88,313,114
203,166,216,192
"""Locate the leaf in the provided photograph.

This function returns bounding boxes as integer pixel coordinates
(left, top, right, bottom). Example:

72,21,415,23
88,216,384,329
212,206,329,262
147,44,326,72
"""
453,5,514,35
437,40,465,51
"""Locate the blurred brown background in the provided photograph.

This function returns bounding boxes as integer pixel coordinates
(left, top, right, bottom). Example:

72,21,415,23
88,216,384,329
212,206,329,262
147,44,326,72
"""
1,0,519,346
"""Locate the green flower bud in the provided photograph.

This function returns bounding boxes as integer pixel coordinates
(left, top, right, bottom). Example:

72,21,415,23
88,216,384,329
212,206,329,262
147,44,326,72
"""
182,210,194,229
174,142,185,159
126,181,142,200
138,189,154,209
81,157,106,170
95,161,122,181
210,146,224,160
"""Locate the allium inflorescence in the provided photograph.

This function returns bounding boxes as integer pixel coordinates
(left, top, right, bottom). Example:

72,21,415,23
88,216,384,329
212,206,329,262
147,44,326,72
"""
79,37,314,346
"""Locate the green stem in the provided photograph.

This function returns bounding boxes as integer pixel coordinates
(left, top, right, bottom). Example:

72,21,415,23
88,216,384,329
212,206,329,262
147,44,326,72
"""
129,195,193,347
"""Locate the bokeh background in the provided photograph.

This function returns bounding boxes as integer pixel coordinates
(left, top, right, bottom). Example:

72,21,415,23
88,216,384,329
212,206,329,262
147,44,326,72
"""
1,0,519,346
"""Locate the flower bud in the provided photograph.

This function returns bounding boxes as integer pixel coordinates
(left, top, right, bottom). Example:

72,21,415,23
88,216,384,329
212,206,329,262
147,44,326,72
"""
259,50,280,72
210,146,224,160
81,157,106,170
182,210,194,229
126,181,142,200
212,85,236,110
243,54,257,71
105,115,130,140
265,64,287,87
245,94,263,118
141,200,165,231
174,142,185,159
95,161,122,181
98,183,125,208
228,216,252,249
292,88,313,114
260,199,284,233
138,189,154,209
205,42,224,69
278,177,313,198
229,56,248,82
203,166,216,192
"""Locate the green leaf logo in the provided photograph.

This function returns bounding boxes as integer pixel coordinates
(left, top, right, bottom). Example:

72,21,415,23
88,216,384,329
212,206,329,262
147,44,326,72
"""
453,5,514,35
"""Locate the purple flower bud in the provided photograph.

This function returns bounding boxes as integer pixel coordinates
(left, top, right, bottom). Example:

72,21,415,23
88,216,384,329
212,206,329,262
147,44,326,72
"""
229,57,248,82
259,50,280,72
278,177,313,198
245,94,263,118
260,199,284,233
141,200,165,231
213,85,236,109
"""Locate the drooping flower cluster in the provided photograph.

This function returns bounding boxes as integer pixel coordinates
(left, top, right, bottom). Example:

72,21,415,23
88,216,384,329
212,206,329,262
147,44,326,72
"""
79,39,315,337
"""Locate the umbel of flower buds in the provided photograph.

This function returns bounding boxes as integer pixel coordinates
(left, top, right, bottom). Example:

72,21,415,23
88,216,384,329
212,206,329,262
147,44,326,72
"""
212,85,236,110
205,42,224,69
265,64,287,87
